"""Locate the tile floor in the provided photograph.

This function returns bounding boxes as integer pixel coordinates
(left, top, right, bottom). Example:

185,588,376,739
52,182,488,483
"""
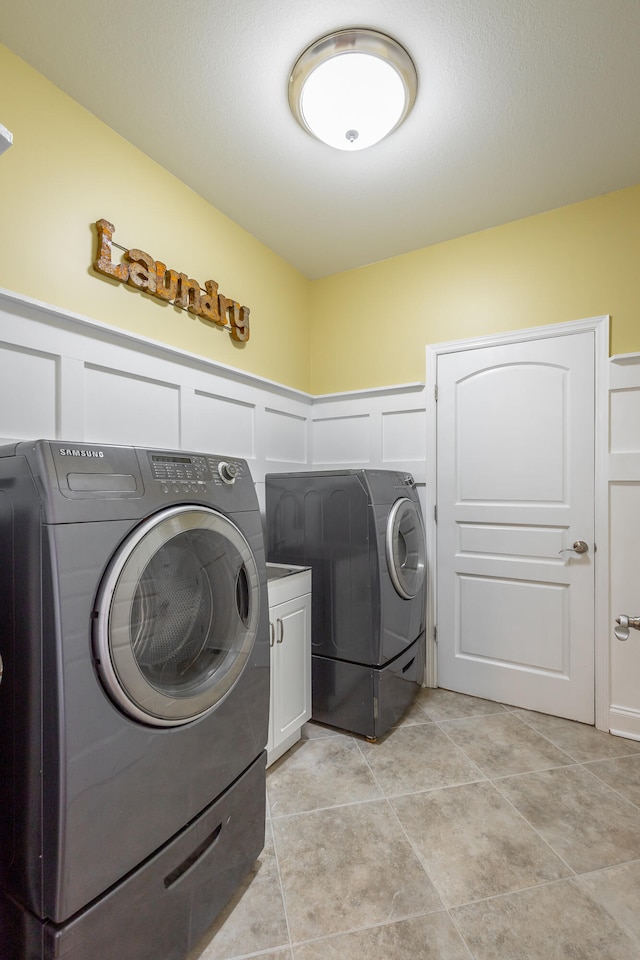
188,688,640,960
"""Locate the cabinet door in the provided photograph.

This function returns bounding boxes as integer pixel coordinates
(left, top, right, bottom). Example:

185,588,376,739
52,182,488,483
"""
271,594,311,747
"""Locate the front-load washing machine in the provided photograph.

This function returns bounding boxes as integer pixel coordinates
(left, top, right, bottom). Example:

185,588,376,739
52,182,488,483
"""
265,469,426,738
0,440,270,960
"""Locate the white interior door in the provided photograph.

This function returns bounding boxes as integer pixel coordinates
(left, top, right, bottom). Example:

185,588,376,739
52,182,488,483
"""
436,330,596,723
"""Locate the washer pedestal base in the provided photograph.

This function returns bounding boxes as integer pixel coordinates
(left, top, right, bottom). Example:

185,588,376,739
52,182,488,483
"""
311,635,424,738
1,753,266,960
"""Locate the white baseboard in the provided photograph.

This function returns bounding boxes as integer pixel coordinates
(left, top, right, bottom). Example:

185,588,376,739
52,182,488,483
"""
609,705,640,742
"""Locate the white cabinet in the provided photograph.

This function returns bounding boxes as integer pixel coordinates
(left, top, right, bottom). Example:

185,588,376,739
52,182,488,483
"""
266,564,312,767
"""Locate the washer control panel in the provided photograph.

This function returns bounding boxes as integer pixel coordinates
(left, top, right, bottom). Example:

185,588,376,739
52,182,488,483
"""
209,457,246,486
150,454,211,483
217,460,239,484
148,452,245,495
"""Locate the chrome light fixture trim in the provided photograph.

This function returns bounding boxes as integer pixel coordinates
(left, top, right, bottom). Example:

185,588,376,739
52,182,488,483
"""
288,28,418,151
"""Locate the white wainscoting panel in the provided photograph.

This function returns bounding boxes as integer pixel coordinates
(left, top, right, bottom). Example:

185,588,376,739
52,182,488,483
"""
0,290,312,480
264,407,307,466
311,385,427,481
188,390,256,460
84,364,181,449
0,341,59,439
609,355,640,740
311,414,371,464
0,287,426,501
610,387,640,454
382,408,427,464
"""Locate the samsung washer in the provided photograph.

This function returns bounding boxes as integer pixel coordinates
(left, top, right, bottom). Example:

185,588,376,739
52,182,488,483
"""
0,440,269,960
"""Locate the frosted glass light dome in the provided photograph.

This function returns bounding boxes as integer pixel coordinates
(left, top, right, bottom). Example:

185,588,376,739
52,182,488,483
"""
289,29,418,151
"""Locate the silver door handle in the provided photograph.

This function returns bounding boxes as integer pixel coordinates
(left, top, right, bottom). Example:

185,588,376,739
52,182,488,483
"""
276,619,284,643
559,540,589,556
269,622,275,647
614,615,640,641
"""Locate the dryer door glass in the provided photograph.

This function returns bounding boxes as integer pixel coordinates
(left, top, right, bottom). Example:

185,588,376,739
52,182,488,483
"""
385,497,426,599
94,505,261,726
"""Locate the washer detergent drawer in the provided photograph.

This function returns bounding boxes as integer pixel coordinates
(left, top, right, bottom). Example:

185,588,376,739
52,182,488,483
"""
18,753,266,960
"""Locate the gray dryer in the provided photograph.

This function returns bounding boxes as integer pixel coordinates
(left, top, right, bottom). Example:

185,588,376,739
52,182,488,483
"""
265,469,426,738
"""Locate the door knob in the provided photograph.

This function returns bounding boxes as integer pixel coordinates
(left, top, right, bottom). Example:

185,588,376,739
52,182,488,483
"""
614,615,640,641
559,540,589,556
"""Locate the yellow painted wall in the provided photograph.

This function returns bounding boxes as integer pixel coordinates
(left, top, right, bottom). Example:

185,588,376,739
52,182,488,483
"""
2,44,640,398
0,45,311,391
309,185,640,393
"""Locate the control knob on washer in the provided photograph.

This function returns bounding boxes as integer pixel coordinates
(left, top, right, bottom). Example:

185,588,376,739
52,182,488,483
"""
218,460,238,484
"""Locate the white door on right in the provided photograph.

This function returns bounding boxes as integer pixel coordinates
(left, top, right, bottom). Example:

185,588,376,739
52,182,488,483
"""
436,330,595,723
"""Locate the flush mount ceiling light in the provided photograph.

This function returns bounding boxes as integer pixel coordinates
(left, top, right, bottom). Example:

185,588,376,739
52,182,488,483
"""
288,28,418,151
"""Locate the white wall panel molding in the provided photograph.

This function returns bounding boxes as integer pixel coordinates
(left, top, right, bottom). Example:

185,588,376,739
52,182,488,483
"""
263,407,309,467
0,288,310,403
0,339,59,439
311,413,372,465
0,287,426,492
310,385,427,482
189,390,257,460
83,363,182,449
58,356,86,440
608,353,640,739
0,289,312,479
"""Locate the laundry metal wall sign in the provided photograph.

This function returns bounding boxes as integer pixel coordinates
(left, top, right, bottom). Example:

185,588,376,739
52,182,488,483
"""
93,219,250,342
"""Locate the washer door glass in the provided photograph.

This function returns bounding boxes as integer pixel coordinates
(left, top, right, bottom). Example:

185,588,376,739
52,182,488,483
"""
385,497,426,600
94,505,261,726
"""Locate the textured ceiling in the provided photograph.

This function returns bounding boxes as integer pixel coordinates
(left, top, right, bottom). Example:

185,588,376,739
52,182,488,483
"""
2,0,640,279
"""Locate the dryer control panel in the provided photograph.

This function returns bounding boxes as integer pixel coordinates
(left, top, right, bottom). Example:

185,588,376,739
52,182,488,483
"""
391,472,416,491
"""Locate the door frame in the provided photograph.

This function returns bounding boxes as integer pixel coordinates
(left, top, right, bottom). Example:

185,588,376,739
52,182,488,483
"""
425,316,610,730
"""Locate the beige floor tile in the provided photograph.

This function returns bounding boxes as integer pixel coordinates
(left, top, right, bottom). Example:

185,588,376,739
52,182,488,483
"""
186,823,289,960
391,694,433,727
391,780,570,907
267,735,382,817
233,952,292,960
356,722,484,796
291,912,472,960
187,692,640,960
300,720,343,740
439,712,573,778
576,859,640,941
250,953,293,960
417,687,507,721
511,708,640,762
272,799,442,942
452,879,640,959
495,764,640,873
585,753,640,807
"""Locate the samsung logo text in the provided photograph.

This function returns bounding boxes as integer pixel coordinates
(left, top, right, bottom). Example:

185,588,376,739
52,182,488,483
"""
59,449,105,458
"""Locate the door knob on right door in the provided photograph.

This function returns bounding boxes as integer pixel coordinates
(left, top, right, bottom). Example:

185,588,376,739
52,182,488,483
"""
614,615,640,641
